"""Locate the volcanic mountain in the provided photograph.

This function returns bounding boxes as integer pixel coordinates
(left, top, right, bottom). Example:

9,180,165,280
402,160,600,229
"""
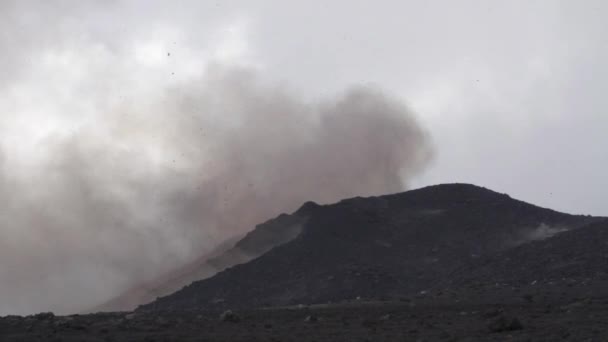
137,183,599,312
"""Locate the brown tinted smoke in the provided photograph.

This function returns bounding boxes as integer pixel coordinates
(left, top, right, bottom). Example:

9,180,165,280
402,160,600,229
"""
0,2,433,315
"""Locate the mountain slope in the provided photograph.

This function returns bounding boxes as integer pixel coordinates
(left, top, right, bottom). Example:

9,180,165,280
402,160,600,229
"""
94,209,307,312
139,183,596,311
431,218,608,305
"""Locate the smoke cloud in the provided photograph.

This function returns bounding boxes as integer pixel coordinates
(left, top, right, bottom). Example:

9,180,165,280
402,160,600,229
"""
0,1,433,315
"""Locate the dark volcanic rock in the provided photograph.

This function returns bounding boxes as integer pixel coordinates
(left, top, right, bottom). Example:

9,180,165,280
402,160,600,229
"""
219,310,240,323
437,218,608,304
138,184,596,312
487,314,524,332
32,312,55,321
5,302,608,341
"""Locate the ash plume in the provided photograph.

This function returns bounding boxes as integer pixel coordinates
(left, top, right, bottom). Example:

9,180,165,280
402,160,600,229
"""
0,1,433,315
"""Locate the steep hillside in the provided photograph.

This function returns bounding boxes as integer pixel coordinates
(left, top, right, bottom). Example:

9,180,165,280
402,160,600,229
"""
139,184,595,311
94,210,306,311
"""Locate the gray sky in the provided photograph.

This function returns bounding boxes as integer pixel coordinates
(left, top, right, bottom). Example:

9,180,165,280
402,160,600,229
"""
4,0,606,215
0,0,607,314
245,0,608,216
48,0,604,215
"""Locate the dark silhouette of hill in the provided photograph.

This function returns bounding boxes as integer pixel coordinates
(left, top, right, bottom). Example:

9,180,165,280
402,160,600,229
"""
138,183,597,311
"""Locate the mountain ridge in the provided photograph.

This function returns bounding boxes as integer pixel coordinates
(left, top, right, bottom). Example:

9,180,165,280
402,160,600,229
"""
137,183,598,312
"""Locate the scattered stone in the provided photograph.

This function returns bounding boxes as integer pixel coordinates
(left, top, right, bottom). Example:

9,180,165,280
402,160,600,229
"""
155,317,171,327
487,315,523,333
379,314,392,321
304,315,318,322
219,310,240,323
361,318,378,328
33,312,55,321
561,300,587,311
482,308,503,318
438,330,456,341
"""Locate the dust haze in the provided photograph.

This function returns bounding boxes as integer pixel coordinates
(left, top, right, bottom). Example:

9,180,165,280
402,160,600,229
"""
0,1,433,315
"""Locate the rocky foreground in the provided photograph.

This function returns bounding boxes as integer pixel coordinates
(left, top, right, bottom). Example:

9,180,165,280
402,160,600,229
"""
3,295,608,341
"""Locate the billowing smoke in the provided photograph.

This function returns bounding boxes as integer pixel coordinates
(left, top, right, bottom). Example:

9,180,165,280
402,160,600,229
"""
0,1,433,315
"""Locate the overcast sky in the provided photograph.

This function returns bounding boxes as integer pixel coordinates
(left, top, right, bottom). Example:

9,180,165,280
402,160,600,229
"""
253,0,608,216
244,0,608,216
4,0,606,216
1,0,607,314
